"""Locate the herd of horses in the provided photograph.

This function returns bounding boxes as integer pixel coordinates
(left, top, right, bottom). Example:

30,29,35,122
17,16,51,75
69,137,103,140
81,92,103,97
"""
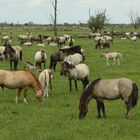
0,31,139,120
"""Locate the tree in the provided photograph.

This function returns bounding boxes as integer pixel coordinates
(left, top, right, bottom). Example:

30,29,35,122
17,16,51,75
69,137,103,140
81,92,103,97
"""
87,9,109,32
50,0,58,36
128,10,140,29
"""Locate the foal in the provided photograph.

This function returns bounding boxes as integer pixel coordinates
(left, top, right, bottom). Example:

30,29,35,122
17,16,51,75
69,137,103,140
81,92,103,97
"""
101,52,123,65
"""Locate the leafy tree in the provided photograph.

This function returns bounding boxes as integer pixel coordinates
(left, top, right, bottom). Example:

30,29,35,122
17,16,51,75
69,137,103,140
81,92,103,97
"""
87,10,109,32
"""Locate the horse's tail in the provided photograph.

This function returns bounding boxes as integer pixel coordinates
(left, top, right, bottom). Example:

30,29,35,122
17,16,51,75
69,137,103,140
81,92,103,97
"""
129,83,138,108
83,76,89,89
118,53,123,59
20,50,23,61
49,54,53,69
44,71,47,87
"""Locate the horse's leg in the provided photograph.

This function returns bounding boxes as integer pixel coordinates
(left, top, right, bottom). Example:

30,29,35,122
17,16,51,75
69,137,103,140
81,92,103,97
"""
100,102,107,118
96,100,102,118
15,88,23,103
125,105,131,119
69,79,72,91
10,60,12,70
81,79,85,89
43,61,46,69
113,58,116,65
54,62,57,71
14,61,18,70
74,80,78,91
106,58,110,65
117,58,120,65
23,87,29,104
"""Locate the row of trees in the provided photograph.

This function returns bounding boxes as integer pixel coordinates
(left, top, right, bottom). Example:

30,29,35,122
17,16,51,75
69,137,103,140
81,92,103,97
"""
50,0,140,35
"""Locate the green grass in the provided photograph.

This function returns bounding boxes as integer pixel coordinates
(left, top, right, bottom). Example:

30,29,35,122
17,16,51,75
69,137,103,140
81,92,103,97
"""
0,27,140,140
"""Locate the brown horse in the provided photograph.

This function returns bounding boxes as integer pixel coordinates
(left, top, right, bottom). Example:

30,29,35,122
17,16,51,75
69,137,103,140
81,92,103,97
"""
79,78,138,119
0,70,43,103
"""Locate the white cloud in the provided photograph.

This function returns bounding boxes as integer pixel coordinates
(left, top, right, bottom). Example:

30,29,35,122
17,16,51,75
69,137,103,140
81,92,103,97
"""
28,0,43,7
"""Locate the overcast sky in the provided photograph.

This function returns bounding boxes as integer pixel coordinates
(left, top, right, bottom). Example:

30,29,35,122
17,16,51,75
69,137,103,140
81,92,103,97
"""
0,0,139,24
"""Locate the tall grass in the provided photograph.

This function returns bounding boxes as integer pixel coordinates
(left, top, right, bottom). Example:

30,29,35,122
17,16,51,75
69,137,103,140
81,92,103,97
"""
0,27,140,140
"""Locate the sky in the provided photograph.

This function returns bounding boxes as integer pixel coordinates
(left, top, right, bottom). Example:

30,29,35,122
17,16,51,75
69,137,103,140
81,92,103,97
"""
0,0,139,24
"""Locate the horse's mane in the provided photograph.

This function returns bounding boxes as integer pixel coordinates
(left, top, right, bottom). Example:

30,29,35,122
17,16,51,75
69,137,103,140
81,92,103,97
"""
80,78,102,103
23,70,42,88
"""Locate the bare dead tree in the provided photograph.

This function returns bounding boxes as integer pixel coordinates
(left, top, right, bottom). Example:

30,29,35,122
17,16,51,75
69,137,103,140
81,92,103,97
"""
128,10,139,29
50,0,57,36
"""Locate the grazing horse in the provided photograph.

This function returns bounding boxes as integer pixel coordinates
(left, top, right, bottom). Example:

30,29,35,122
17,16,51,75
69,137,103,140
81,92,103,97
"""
79,78,138,119
60,61,89,91
3,45,20,70
23,61,36,70
101,52,123,65
0,70,43,103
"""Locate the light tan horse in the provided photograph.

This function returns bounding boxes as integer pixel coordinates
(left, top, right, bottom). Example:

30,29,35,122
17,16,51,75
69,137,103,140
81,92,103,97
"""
0,70,43,103
101,52,123,65
79,78,138,119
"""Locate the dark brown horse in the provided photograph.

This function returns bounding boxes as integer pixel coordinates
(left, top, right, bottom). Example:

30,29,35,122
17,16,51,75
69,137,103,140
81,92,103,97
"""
49,45,83,71
79,78,138,119
3,44,20,70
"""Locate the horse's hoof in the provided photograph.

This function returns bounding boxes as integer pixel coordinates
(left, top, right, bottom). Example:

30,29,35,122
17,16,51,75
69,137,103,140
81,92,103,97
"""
103,116,107,119
96,116,101,119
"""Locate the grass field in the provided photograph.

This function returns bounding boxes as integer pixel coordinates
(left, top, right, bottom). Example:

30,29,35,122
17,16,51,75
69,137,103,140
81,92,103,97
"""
0,26,140,140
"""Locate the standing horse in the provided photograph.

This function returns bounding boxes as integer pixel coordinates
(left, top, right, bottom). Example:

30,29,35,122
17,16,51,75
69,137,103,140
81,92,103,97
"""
35,50,47,70
60,61,89,91
101,52,123,65
39,69,53,98
79,78,138,119
49,45,84,71
0,70,43,103
3,45,20,70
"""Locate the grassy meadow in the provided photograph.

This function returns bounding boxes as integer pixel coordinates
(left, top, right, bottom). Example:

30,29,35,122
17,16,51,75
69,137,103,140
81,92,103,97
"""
0,26,140,140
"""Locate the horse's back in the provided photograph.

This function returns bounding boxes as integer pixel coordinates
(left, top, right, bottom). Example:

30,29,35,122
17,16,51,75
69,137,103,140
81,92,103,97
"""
0,70,35,88
76,64,89,78
94,78,133,100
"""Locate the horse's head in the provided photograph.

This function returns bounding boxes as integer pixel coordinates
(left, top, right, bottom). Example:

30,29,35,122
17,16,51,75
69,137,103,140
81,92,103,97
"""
41,50,46,60
79,100,88,119
36,89,43,101
60,61,75,76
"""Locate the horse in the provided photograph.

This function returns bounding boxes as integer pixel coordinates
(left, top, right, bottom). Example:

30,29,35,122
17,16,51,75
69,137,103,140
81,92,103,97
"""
60,61,89,91
64,53,83,65
38,69,53,98
95,37,110,49
31,35,43,44
23,61,37,70
3,44,20,70
0,70,43,103
101,52,123,65
35,50,47,70
49,45,84,71
79,78,138,119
